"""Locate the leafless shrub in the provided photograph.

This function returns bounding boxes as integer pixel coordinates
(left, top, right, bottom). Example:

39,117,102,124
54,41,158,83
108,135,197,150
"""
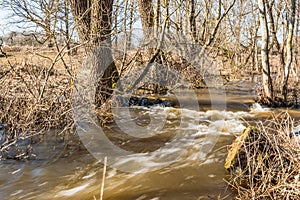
226,112,300,199
0,55,75,159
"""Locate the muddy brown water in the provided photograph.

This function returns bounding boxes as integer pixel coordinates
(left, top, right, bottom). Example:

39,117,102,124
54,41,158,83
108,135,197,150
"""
1,83,300,200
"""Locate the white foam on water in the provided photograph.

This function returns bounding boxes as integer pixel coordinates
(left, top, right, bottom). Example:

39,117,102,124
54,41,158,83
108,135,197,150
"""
38,182,48,187
208,174,216,178
10,190,23,197
190,118,245,137
82,171,96,179
106,168,117,178
112,153,168,174
210,119,246,134
56,182,91,197
205,110,253,120
181,123,200,131
96,107,252,174
250,103,270,113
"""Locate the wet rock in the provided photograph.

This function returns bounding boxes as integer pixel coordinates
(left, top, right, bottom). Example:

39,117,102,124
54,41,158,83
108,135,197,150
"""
131,97,172,107
116,96,173,108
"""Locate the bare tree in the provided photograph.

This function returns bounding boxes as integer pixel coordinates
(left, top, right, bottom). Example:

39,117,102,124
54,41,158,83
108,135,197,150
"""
205,0,236,47
282,0,296,102
69,0,119,106
258,0,273,102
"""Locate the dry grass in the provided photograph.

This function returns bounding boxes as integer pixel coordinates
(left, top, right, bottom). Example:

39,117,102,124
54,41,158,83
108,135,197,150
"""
0,47,78,159
226,112,300,199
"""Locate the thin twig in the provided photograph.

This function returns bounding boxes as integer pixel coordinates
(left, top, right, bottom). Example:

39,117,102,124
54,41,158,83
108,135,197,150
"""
100,156,107,200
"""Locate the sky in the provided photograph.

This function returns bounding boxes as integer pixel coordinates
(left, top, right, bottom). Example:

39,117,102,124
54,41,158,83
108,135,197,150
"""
0,6,143,39
0,10,10,36
0,7,42,38
0,9,22,37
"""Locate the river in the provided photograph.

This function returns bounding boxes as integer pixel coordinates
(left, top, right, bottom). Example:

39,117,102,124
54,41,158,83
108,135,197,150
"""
1,82,300,200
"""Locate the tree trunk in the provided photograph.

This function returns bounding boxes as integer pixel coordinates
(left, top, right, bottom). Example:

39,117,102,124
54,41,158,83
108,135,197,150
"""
138,0,154,38
258,0,273,102
90,0,113,46
266,1,280,52
64,0,71,54
69,0,119,107
282,0,296,103
113,0,119,47
68,0,91,43
189,0,197,42
128,0,134,49
155,0,160,36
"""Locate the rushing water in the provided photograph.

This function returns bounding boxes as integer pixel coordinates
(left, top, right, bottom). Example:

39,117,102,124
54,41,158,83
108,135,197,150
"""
1,84,300,200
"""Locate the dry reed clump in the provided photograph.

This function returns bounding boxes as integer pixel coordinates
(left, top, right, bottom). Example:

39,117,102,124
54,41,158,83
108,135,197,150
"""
0,57,75,159
225,112,300,199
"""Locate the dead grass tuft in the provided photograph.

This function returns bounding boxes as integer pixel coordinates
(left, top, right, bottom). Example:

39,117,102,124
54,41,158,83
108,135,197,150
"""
226,112,300,199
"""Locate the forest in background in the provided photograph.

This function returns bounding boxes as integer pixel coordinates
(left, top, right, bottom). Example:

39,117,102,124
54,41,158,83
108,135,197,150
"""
0,0,299,157
0,0,299,103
